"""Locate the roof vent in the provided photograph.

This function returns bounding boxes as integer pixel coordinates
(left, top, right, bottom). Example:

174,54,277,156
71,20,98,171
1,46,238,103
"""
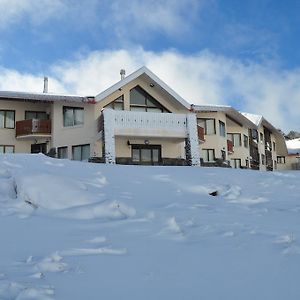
120,69,126,80
43,77,48,93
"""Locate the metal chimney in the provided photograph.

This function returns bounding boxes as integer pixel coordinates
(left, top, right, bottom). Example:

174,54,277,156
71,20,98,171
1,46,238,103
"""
120,69,126,80
43,76,48,93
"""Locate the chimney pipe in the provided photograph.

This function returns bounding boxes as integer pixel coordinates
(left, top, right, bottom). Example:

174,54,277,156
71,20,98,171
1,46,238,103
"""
43,76,48,93
120,69,126,80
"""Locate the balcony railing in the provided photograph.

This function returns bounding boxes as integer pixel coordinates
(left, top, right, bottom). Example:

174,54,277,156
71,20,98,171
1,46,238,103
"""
227,139,234,154
16,119,51,137
197,126,205,142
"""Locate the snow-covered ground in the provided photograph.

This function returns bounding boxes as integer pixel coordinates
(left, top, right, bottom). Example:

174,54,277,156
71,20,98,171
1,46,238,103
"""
0,154,300,299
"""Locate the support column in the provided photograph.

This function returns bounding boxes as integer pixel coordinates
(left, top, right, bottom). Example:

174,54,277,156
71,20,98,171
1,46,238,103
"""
186,114,201,166
102,109,116,164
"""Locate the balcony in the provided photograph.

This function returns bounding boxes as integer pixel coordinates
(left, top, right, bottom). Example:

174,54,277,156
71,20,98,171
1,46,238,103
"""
197,126,205,142
16,119,51,139
98,109,190,138
227,139,234,154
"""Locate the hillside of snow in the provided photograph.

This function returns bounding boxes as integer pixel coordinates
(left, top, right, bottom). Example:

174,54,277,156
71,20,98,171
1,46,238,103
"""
0,154,300,299
287,138,300,154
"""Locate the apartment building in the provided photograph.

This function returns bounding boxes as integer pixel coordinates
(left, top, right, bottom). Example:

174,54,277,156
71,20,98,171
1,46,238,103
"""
0,66,288,170
277,138,300,170
192,105,257,169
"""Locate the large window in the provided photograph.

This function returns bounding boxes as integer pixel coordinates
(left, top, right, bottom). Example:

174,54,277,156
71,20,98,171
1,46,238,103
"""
219,121,226,137
105,95,124,110
203,149,215,162
0,145,15,154
58,146,68,159
130,86,169,113
72,144,90,161
243,134,249,148
132,145,161,165
25,111,48,120
227,133,241,147
63,107,84,127
197,119,216,135
277,156,285,164
0,110,15,129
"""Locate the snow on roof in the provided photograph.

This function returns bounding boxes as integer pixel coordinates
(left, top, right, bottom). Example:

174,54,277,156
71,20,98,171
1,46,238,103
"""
95,66,191,109
193,104,256,128
286,138,300,154
241,112,263,127
0,91,94,103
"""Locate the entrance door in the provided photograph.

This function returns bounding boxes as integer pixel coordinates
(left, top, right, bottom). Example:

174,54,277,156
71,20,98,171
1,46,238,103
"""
132,145,161,165
31,143,47,154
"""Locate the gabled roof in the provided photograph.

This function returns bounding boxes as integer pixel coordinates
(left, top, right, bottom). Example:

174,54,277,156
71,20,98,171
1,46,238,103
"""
193,104,256,128
95,66,190,109
0,91,94,103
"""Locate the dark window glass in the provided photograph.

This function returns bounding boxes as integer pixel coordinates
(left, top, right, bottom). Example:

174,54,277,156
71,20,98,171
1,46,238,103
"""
25,111,47,120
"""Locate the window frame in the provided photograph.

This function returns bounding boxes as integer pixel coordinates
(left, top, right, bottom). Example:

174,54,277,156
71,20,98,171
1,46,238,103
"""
0,110,15,129
63,106,84,127
231,158,241,169
219,120,226,137
277,156,286,164
131,144,162,165
25,111,48,120
129,86,170,113
203,148,215,162
72,144,90,161
227,133,242,147
104,95,124,110
197,118,216,135
0,145,15,154
243,134,249,148
57,146,68,159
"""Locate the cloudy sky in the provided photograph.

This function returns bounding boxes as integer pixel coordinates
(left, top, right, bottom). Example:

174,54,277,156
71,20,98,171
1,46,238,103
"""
0,0,299,132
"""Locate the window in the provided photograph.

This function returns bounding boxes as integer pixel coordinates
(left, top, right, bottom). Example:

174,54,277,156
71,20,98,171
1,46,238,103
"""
58,147,68,159
227,133,241,147
260,132,264,143
63,107,84,127
0,110,15,129
72,144,90,161
251,129,258,142
221,150,226,160
231,159,241,169
130,86,169,113
261,154,265,165
243,134,249,148
245,159,249,168
197,119,216,135
219,121,226,137
0,145,15,154
273,142,276,151
132,145,161,165
203,149,215,162
25,111,47,120
277,156,285,164
274,160,277,169
104,95,124,110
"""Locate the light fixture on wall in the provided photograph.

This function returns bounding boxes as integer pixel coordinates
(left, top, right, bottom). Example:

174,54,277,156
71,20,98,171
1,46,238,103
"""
149,83,154,88
144,139,149,145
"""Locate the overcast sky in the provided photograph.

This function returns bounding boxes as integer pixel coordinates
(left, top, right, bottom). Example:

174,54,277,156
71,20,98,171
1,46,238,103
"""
0,0,299,132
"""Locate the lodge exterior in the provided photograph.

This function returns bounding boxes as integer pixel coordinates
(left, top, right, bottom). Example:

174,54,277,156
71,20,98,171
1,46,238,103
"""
0,66,291,170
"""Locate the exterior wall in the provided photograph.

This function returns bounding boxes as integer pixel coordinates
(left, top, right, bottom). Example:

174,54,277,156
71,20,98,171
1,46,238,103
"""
226,117,250,168
196,112,228,162
50,101,98,159
0,99,51,153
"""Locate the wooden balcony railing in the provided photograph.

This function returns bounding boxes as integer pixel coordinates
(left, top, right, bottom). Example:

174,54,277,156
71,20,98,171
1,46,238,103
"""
197,126,205,142
16,119,51,137
227,139,234,154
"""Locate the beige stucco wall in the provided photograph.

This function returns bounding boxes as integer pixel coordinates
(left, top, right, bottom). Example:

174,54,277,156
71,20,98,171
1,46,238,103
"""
0,99,51,153
50,101,98,159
